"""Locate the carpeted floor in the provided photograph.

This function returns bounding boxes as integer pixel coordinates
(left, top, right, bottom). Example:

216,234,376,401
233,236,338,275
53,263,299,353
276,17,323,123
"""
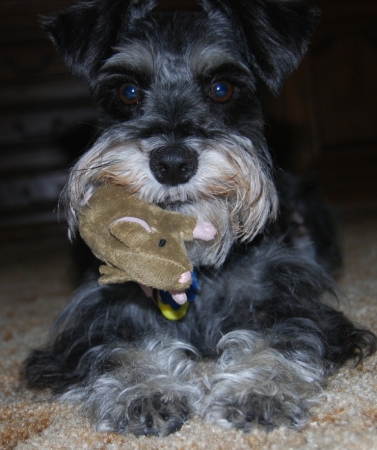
1,207,377,450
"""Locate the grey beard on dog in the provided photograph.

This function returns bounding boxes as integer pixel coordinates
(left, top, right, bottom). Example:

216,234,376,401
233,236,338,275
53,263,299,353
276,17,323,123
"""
23,0,376,437
67,129,277,267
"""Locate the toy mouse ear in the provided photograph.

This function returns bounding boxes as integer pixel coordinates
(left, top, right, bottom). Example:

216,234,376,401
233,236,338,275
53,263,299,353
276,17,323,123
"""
42,0,158,85
200,0,320,94
109,217,151,247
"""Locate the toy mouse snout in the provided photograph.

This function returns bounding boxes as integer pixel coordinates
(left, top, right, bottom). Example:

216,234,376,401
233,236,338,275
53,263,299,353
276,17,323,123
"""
168,271,192,305
179,271,191,284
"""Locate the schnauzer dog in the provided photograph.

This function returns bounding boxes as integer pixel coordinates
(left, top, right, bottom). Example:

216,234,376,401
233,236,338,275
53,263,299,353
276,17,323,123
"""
24,0,376,437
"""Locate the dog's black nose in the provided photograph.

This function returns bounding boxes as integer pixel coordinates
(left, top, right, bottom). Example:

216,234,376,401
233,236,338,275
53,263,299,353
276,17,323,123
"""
149,146,198,186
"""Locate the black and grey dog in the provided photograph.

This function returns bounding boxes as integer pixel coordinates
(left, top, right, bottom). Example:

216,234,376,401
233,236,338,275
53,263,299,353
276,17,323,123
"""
24,0,376,437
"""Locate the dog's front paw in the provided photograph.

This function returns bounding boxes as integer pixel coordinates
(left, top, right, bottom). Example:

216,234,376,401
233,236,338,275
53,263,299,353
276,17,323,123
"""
81,338,200,436
202,331,323,432
126,392,190,436
203,391,307,432
92,390,190,437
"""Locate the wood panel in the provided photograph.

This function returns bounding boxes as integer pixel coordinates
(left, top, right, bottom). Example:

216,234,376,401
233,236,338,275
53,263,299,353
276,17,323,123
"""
264,0,377,204
0,0,96,235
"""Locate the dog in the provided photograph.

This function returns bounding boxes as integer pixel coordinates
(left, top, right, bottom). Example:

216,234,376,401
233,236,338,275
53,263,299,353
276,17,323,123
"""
23,0,376,437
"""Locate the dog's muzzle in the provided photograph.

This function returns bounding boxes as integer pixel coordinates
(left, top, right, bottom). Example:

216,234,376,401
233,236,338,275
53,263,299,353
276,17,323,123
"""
149,146,198,186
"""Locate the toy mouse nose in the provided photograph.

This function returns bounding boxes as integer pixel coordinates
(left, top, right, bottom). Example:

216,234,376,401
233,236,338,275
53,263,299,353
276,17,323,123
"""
149,146,198,186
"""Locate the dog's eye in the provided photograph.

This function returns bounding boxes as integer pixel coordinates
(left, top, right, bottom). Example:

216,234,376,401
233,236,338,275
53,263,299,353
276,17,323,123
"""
209,81,234,103
118,83,141,105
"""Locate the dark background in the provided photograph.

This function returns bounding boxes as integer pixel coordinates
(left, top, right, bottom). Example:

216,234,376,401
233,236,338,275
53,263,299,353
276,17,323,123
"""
1,0,377,242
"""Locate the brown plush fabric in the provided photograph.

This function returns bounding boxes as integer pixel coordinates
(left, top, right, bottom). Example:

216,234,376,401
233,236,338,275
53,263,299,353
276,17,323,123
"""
79,185,197,291
1,206,377,449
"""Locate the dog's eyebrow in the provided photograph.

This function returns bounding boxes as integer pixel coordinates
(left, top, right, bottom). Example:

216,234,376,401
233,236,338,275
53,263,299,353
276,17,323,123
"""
191,43,250,77
101,42,155,76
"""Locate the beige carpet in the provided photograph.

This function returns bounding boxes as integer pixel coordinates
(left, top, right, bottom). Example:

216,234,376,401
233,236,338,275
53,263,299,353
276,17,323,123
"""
1,208,377,450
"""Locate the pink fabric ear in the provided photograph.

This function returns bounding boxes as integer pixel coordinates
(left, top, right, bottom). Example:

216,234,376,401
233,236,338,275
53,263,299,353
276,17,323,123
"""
111,216,152,233
193,221,217,241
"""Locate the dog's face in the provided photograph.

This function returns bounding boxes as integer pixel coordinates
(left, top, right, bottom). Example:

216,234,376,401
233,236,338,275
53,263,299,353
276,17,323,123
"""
45,0,319,267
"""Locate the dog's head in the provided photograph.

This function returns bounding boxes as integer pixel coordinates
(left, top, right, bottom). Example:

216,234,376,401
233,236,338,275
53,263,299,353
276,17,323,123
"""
45,0,319,266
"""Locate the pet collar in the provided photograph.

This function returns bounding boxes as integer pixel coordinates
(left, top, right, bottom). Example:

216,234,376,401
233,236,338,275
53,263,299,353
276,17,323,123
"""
152,270,199,321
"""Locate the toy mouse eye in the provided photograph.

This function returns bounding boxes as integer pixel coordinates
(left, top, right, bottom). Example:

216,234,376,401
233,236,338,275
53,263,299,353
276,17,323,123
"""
209,81,234,103
158,239,167,247
118,83,141,105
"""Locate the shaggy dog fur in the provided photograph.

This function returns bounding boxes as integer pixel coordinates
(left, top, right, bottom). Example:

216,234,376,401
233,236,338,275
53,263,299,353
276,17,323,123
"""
23,0,376,437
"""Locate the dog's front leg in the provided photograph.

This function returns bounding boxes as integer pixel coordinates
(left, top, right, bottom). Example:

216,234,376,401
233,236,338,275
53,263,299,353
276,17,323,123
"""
75,337,202,436
202,329,325,431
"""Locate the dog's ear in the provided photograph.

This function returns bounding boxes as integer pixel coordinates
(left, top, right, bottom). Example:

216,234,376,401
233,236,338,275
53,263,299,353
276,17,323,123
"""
200,0,320,94
42,0,158,84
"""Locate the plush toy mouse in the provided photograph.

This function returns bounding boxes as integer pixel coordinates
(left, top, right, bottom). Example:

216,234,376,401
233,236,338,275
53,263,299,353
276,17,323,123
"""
79,185,216,306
